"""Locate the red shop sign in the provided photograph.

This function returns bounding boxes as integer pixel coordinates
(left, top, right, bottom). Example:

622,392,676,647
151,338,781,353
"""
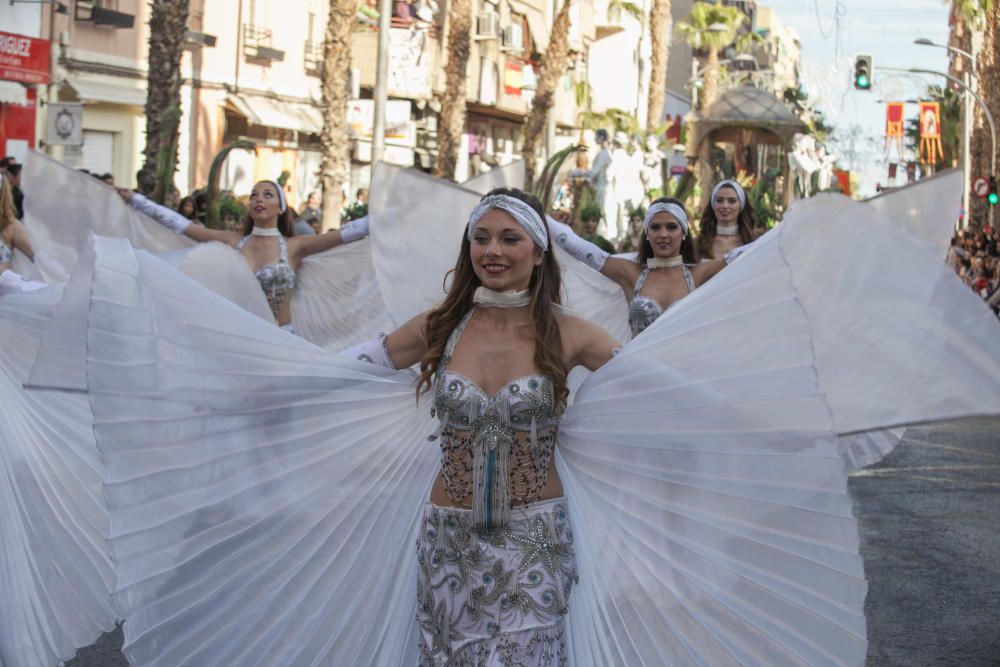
0,32,50,85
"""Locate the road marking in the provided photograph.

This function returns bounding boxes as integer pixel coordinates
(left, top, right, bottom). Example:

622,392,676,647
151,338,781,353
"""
851,464,1000,476
902,437,1000,461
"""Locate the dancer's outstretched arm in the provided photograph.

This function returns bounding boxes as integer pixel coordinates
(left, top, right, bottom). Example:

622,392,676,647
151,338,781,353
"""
290,215,369,260
339,307,428,370
546,215,640,294
117,188,243,245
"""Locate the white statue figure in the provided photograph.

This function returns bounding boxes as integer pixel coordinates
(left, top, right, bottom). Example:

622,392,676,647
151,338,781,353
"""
641,135,665,194
609,131,644,243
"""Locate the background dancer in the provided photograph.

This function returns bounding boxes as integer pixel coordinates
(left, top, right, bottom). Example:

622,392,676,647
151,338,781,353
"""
695,179,762,261
118,180,369,327
548,197,732,336
0,173,34,270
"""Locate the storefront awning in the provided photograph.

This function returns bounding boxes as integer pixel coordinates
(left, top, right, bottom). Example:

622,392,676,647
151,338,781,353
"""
507,0,550,50
0,81,28,106
228,94,322,134
66,75,146,106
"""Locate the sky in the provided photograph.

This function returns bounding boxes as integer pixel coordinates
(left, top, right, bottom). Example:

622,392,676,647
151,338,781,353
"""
760,0,954,196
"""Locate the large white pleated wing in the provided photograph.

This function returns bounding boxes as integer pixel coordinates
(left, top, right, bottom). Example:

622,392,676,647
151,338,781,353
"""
557,194,1000,666
82,236,438,666
16,151,192,282
865,167,962,258
0,283,118,667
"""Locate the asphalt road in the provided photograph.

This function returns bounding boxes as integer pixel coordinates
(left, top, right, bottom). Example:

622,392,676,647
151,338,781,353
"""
65,418,1000,666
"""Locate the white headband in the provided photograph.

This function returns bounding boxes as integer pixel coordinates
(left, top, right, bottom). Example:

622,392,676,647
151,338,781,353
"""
262,180,287,213
643,202,689,237
466,194,548,251
711,180,746,211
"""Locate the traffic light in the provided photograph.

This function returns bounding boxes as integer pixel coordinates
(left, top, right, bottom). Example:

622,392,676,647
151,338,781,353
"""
989,176,998,206
853,54,873,90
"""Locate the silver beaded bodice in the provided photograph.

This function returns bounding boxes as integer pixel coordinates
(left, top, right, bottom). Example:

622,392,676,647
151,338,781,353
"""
237,235,296,318
0,238,11,266
430,309,559,532
627,264,695,337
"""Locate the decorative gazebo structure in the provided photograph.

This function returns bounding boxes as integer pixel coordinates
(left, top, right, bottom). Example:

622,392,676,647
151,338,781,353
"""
684,84,808,209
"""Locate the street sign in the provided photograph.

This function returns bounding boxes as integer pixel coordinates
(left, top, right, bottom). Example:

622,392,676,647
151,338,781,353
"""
972,176,989,198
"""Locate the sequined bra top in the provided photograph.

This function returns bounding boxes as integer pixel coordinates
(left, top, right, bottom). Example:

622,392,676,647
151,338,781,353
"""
236,235,296,318
429,309,559,532
0,238,11,265
627,264,696,337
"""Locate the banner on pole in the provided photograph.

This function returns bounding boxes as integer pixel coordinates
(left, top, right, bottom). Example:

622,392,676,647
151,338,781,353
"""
918,101,943,164
885,102,904,158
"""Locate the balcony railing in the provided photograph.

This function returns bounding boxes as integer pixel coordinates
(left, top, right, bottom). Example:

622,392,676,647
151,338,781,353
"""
243,24,285,63
304,40,323,76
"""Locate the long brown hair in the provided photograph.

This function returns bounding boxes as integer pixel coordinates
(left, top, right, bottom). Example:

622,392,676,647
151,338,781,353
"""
416,188,569,412
695,184,759,260
637,197,696,265
0,176,15,235
241,181,294,237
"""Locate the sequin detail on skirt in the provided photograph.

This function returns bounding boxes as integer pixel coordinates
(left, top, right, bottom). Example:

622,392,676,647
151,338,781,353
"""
416,498,577,666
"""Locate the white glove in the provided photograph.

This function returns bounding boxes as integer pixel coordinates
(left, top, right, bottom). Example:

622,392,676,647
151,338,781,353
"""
339,333,396,369
128,192,192,235
339,215,370,244
546,215,608,272
0,269,47,296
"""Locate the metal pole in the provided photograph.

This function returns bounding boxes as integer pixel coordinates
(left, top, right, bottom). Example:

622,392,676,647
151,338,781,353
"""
372,0,392,178
963,70,972,228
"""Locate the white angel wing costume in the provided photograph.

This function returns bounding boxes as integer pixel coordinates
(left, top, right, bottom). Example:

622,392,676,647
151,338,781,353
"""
14,185,995,666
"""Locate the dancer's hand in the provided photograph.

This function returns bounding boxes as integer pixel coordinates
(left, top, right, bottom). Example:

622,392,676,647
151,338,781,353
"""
116,188,134,202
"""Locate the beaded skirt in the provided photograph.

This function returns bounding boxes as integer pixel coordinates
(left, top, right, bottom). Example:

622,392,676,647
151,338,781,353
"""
416,498,578,666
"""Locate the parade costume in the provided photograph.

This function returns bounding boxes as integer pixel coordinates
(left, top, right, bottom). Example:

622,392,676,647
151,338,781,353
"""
627,261,695,337
237,229,297,319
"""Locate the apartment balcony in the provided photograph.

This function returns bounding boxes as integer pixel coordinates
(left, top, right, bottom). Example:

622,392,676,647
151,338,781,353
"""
243,25,285,64
304,40,323,77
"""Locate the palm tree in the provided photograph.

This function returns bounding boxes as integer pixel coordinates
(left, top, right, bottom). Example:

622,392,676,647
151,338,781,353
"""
434,0,473,181
646,0,671,134
521,0,573,189
676,1,745,110
137,0,191,201
319,0,357,225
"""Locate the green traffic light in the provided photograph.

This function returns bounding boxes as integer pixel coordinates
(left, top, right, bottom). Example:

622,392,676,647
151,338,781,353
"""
856,74,869,88
989,192,998,206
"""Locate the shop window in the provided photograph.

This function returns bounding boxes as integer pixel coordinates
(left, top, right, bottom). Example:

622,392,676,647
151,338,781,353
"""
81,130,115,176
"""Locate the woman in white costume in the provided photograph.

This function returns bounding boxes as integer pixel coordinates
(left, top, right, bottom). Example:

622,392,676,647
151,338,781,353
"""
695,179,760,261
548,197,730,337
118,180,369,327
344,188,618,663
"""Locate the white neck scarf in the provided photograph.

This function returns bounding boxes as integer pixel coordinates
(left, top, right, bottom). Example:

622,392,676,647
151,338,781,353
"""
251,226,282,237
466,194,548,251
473,286,531,308
717,223,739,236
647,256,684,269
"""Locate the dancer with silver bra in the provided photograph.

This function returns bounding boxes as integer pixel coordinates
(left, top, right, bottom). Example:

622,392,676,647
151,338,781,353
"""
118,179,369,327
548,197,740,336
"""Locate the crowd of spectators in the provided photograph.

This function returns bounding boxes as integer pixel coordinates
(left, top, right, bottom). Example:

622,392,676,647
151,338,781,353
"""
947,225,1000,314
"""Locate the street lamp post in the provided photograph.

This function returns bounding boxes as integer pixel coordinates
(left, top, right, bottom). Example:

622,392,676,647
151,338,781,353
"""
914,38,976,228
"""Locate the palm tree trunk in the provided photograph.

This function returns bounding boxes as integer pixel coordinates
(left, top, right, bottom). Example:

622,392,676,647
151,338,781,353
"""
434,0,474,181
521,0,572,190
320,0,356,228
646,0,671,133
137,0,191,200
702,47,719,110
